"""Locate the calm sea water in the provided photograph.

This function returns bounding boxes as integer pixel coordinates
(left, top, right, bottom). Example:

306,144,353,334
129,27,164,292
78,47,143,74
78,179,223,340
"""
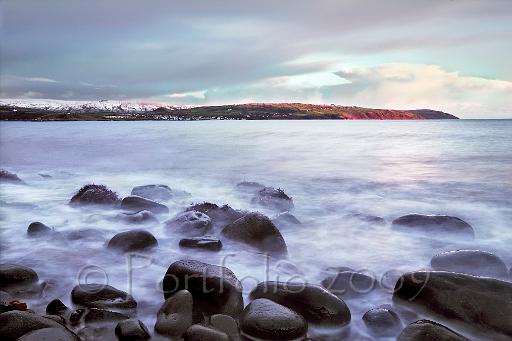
1,120,511,339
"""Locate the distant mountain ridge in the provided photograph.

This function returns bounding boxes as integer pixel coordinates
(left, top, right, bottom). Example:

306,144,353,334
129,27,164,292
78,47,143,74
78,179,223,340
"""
0,99,458,120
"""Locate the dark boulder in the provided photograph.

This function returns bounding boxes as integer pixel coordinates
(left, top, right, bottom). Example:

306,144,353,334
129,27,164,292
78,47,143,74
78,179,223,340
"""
398,320,469,341
184,324,229,341
46,299,71,317
116,210,159,225
249,281,350,326
107,229,158,253
321,270,376,298
120,196,169,215
69,309,86,325
0,264,38,290
391,214,474,238
272,212,301,227
17,327,79,341
430,250,509,278
252,187,294,212
164,211,211,236
362,307,402,336
69,184,120,207
0,169,24,184
393,271,512,337
115,319,150,340
186,203,246,230
131,184,173,201
221,212,288,257
162,260,243,317
84,308,129,323
27,222,53,237
240,298,307,341
155,290,193,337
0,311,62,341
236,181,265,192
179,237,223,251
71,284,137,309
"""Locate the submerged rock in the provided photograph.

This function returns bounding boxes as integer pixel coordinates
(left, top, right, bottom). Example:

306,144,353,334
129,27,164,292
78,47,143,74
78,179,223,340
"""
107,229,158,253
362,307,402,336
393,271,512,337
115,319,150,340
430,250,509,278
221,212,288,257
0,169,24,184
61,229,105,241
249,281,350,326
84,308,129,323
391,214,474,238
131,184,173,201
184,324,229,341
272,212,301,227
0,311,62,341
252,187,294,212
69,184,120,207
398,320,469,341
240,298,307,341
236,181,266,192
164,210,212,236
179,237,223,251
186,203,246,230
71,284,137,309
17,326,79,341
162,260,243,317
120,195,169,215
27,222,53,237
0,264,39,291
155,290,193,337
347,212,386,225
321,270,376,298
116,210,159,225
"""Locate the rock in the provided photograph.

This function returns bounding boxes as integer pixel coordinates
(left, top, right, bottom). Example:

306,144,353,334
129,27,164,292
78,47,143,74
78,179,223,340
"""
77,325,116,340
17,327,79,341
43,314,66,325
186,203,245,230
236,181,265,192
131,184,173,201
252,186,294,212
84,308,129,324
39,173,52,178
321,270,376,298
62,229,105,241
115,319,150,340
107,229,158,253
0,263,38,290
430,250,509,278
27,222,53,237
69,184,120,207
71,284,137,309
398,320,469,341
154,290,193,337
272,212,301,226
0,311,62,341
46,299,71,316
391,214,474,238
116,210,159,225
69,309,86,325
250,281,350,326
164,211,212,236
179,237,223,251
211,314,240,340
362,308,402,336
120,196,169,215
347,212,386,225
1,295,28,314
275,262,304,276
221,212,288,257
0,169,24,184
162,260,243,317
240,298,307,341
393,271,512,337
184,324,229,341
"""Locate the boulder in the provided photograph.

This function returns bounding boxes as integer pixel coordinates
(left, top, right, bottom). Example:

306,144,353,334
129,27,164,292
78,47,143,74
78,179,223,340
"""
398,320,469,341
221,212,288,257
391,214,474,238
154,290,193,337
184,324,229,341
186,203,246,230
116,210,159,225
240,298,307,341
0,169,24,184
0,263,38,290
46,299,71,317
211,314,241,340
71,284,137,309
107,229,158,253
0,311,62,341
115,319,150,340
17,327,79,341
430,250,509,278
252,187,294,212
164,211,211,236
362,307,402,336
69,184,120,207
131,184,173,201
84,308,130,324
321,270,376,298
236,181,265,192
249,281,350,326
120,196,169,215
179,237,222,251
27,222,53,237
393,271,512,337
162,260,243,317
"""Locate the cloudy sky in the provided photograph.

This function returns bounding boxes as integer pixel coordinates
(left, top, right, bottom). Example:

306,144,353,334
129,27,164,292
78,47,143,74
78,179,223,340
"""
1,0,511,117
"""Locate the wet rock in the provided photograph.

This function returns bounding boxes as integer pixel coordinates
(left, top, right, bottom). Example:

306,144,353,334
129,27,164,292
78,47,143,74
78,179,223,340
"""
250,281,350,326
115,319,150,340
430,250,509,278
84,308,129,324
107,229,158,253
275,262,304,276
71,284,137,309
0,263,38,290
120,196,169,215
179,237,222,251
240,298,307,341
0,169,24,184
116,210,159,225
211,314,241,340
186,203,246,230
27,222,53,237
43,314,66,325
393,271,512,337
164,210,212,236
155,290,193,337
184,324,230,341
69,184,120,207
131,184,173,201
362,307,402,336
1,296,28,314
221,212,288,257
236,181,266,192
62,229,105,241
69,309,86,325
347,212,386,225
77,325,116,341
272,212,301,226
162,260,243,317
0,310,62,341
252,186,294,212
391,214,474,238
398,320,469,341
321,270,376,298
46,299,71,316
17,327,79,341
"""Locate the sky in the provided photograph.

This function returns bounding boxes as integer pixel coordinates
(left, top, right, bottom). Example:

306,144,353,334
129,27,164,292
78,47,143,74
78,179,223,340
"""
1,0,511,118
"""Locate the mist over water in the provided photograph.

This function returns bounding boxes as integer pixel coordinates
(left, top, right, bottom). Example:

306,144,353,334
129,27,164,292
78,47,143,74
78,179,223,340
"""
1,120,511,340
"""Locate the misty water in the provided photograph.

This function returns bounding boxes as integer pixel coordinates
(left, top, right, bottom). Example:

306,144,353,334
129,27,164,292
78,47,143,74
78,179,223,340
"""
1,120,511,340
